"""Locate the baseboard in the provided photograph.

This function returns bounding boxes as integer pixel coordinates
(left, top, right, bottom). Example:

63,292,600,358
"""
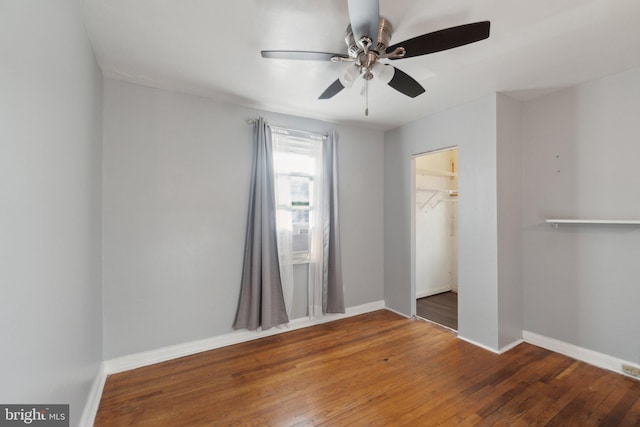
104,300,385,375
499,338,524,354
416,287,452,299
456,335,523,355
344,299,386,316
457,335,500,354
383,305,412,319
79,362,106,427
523,331,640,380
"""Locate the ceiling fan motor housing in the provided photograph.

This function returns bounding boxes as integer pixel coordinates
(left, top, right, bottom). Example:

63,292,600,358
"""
345,18,393,58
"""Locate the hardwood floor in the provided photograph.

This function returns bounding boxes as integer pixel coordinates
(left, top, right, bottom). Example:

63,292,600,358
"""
417,291,458,330
96,310,640,426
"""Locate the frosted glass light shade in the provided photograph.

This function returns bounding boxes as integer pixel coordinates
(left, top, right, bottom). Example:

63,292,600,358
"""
375,63,395,84
339,66,360,88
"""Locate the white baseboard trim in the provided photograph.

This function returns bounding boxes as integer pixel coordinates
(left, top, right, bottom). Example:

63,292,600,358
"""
523,331,640,380
104,300,385,375
383,305,412,319
457,335,500,354
499,338,524,354
416,287,452,299
455,336,523,355
344,300,386,316
79,362,106,427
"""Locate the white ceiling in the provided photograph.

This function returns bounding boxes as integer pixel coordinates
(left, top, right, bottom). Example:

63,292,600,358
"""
83,0,640,130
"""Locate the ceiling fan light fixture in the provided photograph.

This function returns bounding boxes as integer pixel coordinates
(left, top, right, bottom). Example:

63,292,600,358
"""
375,63,395,84
339,66,360,88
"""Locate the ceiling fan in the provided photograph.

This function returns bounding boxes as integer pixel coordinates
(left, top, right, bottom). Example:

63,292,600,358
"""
261,0,490,112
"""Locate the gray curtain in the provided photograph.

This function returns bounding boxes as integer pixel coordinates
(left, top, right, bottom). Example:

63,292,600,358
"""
233,118,289,331
322,131,345,313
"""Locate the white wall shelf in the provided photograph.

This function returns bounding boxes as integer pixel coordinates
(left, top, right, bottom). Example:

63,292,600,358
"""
546,219,640,230
417,187,458,195
416,168,457,177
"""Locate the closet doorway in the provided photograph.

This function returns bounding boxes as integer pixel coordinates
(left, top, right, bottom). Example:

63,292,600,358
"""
414,147,458,331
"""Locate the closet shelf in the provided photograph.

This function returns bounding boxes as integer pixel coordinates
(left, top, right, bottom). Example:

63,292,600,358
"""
416,169,457,177
417,188,458,196
546,219,640,230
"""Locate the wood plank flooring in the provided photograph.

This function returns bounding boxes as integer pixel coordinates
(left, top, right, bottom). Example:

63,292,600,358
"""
417,291,458,330
95,310,640,426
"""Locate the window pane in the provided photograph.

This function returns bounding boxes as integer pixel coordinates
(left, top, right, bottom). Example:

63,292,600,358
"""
290,177,309,206
292,229,309,253
292,209,309,225
273,151,316,175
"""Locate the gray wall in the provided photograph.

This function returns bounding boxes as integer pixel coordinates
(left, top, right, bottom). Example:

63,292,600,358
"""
384,95,502,349
102,79,384,359
496,94,524,349
0,1,103,425
522,67,640,363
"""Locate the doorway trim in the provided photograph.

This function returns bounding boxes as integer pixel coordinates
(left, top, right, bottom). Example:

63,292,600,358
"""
410,145,458,319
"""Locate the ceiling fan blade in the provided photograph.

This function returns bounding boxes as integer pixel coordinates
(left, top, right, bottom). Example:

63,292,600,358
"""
387,67,425,98
261,51,349,61
348,0,380,44
319,79,346,99
387,21,490,59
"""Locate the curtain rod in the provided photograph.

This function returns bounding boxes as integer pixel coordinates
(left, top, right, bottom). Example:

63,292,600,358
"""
246,118,329,138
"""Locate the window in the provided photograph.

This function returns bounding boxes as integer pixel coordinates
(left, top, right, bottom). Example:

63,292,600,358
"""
289,175,311,255
271,127,324,263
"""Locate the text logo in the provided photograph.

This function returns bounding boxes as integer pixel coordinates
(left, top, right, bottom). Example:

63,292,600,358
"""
0,405,68,426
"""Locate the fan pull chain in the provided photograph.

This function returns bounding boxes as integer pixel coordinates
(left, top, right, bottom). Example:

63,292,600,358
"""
365,78,369,117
